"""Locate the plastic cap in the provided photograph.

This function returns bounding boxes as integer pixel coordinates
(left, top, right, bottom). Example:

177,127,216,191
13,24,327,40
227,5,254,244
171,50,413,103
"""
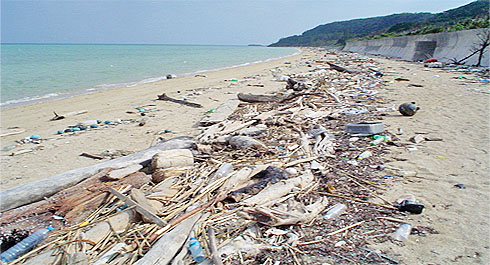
47,226,54,231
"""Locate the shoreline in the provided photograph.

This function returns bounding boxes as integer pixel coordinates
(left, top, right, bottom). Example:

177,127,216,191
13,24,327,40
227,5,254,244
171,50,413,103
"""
0,48,307,190
0,47,301,110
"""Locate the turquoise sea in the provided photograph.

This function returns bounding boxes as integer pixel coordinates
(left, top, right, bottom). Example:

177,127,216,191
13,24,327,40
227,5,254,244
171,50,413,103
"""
1,44,299,107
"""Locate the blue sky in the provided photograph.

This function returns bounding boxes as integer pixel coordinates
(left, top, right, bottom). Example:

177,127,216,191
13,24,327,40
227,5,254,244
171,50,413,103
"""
1,0,475,45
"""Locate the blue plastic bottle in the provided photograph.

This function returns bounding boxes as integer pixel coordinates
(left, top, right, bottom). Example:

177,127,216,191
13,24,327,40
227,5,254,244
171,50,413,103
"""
0,226,54,263
188,237,205,263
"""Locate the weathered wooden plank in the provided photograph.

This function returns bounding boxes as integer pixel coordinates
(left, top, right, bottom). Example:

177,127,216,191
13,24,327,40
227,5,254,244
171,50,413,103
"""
0,137,194,212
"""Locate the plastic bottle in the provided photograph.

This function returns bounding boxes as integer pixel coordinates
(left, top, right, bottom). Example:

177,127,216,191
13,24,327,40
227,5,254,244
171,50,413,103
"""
0,226,54,263
393,223,411,241
188,237,205,263
214,163,234,178
357,151,372,160
323,203,347,219
370,135,386,145
78,120,99,126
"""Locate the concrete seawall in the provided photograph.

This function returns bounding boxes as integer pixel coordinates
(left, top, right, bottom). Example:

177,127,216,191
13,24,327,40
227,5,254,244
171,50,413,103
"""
343,29,489,66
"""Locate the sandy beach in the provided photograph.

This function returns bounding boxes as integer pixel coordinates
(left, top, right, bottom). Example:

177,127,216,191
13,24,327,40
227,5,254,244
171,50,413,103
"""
1,48,489,264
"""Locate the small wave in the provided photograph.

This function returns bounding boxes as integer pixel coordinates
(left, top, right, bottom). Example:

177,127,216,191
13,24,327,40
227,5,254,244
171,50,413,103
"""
0,93,60,108
1,47,301,109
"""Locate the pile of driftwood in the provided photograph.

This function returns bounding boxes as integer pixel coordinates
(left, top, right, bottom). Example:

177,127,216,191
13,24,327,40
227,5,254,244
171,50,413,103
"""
0,51,430,264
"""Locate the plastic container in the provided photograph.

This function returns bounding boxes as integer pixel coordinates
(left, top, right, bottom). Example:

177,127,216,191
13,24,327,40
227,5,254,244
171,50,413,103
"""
370,135,386,145
188,237,205,263
323,203,347,219
214,163,234,178
357,151,372,160
345,122,384,135
393,223,411,241
78,120,99,126
0,227,54,263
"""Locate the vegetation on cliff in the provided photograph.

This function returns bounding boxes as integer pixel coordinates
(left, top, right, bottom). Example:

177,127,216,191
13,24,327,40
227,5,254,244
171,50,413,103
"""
269,0,489,47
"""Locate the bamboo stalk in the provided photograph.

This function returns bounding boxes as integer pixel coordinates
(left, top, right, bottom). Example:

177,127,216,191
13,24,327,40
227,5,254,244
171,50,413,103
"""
207,227,224,265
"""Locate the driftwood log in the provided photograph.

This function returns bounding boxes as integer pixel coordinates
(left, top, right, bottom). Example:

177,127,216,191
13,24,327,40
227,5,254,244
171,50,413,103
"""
326,62,360,74
200,99,240,126
133,212,202,265
157,93,203,108
237,93,280,103
0,137,195,212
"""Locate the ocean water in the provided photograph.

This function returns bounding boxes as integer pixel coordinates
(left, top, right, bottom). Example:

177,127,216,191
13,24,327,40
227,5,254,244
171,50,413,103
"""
1,44,299,107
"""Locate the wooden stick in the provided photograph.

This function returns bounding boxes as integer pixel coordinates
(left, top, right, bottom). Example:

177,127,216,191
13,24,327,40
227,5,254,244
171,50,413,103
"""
326,221,365,236
107,188,166,227
376,216,408,223
207,227,224,265
80,152,105,160
284,156,318,168
316,192,397,210
157,93,202,108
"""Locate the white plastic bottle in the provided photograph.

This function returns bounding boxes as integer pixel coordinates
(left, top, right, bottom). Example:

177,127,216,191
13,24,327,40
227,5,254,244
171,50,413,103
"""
214,163,234,178
393,223,411,241
188,237,205,263
323,203,347,219
0,226,54,263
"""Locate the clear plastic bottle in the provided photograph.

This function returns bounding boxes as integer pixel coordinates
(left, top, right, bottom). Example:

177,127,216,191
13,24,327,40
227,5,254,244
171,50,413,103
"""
357,151,372,160
0,226,54,263
188,237,205,263
214,163,234,178
393,223,411,241
323,203,347,219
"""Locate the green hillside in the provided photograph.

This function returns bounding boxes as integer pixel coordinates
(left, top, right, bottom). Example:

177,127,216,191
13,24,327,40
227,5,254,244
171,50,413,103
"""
269,0,489,47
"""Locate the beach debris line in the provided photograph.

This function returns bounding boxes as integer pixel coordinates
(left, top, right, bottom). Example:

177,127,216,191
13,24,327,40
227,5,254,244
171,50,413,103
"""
1,50,439,264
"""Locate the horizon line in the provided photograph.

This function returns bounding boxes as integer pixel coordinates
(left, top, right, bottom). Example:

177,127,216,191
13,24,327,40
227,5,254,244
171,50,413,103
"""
0,42,268,46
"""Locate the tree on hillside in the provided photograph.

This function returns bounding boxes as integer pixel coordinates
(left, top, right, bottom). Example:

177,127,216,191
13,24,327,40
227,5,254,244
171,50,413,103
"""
472,29,490,66
453,28,489,66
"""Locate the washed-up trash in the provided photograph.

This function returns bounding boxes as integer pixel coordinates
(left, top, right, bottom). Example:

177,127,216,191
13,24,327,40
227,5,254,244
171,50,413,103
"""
323,203,346,219
228,136,266,150
345,122,384,135
425,58,438,63
454,184,466,189
286,78,309,91
425,62,443,68
0,227,54,262
393,223,411,241
29,135,41,140
398,102,420,116
410,134,425,144
188,237,205,263
394,200,424,214
357,150,372,160
371,135,389,145
166,74,177,79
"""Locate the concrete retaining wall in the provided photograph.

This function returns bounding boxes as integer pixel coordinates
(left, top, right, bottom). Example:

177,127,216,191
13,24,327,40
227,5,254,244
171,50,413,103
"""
343,29,489,66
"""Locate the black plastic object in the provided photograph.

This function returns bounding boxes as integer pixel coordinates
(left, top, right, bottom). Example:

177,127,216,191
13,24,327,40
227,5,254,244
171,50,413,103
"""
398,102,420,116
394,200,424,214
454,184,466,189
